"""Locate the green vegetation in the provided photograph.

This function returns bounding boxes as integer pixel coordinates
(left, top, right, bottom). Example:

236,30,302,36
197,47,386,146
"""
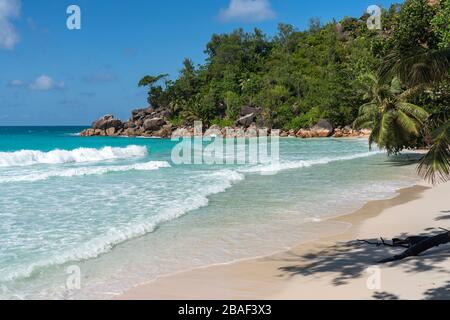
367,0,449,183
138,0,449,182
354,75,429,154
139,8,389,128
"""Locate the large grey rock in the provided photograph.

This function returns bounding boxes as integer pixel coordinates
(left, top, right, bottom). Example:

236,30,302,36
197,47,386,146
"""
123,121,135,130
310,119,334,137
245,126,258,138
105,127,116,136
131,109,143,121
92,115,123,131
143,118,166,131
296,129,313,139
236,113,255,127
131,107,154,121
123,127,144,136
149,124,173,138
240,106,261,117
80,128,95,137
172,128,192,138
204,125,223,137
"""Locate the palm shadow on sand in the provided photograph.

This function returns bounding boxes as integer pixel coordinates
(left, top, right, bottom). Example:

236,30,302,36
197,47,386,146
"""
277,229,450,300
435,211,450,221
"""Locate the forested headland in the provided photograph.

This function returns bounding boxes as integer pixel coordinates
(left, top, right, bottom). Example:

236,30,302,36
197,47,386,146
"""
82,0,449,182
136,0,448,131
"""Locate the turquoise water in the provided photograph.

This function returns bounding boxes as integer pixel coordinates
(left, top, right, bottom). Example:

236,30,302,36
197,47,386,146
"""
0,127,420,299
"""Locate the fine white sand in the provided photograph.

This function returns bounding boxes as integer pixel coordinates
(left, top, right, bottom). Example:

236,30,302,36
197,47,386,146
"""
120,182,450,300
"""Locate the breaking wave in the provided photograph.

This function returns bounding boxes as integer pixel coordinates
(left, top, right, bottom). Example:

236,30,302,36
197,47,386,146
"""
0,161,171,183
0,146,148,167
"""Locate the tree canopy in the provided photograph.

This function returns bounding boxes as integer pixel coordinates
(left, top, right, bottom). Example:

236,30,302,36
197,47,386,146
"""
138,1,448,135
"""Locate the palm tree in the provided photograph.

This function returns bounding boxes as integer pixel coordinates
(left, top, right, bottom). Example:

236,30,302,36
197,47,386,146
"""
354,75,429,154
379,46,449,183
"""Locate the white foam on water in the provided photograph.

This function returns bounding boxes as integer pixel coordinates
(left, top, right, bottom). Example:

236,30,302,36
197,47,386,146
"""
241,151,383,174
0,161,171,183
0,145,148,167
0,169,245,282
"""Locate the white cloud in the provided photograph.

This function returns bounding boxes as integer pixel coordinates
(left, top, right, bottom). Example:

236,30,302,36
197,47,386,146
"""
219,0,275,22
0,0,21,50
29,75,65,91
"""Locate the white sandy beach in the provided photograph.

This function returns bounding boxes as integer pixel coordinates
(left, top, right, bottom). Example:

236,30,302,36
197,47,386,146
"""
120,181,450,300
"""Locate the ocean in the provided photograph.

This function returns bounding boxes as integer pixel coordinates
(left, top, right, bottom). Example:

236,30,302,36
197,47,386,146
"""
0,126,420,299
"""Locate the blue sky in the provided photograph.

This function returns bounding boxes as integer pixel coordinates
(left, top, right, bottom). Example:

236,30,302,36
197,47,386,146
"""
0,0,401,125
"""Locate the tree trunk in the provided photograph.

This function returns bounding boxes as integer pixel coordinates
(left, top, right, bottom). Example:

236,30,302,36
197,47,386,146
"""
378,232,450,263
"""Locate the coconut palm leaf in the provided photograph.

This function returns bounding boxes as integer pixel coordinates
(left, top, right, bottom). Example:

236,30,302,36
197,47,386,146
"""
396,110,420,136
397,102,429,123
353,114,374,129
398,84,428,100
378,110,396,149
379,48,450,87
354,74,429,155
418,121,450,184
428,106,450,128
357,121,375,130
368,121,381,150
358,102,378,115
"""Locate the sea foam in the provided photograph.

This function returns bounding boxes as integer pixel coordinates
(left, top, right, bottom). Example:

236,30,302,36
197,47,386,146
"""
0,161,171,183
241,151,383,174
0,169,244,282
0,145,148,167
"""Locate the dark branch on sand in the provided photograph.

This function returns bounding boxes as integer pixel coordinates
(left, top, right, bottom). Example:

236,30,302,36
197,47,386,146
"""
357,230,450,263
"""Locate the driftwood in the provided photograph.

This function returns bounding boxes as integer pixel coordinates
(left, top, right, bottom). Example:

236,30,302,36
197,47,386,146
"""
357,229,450,263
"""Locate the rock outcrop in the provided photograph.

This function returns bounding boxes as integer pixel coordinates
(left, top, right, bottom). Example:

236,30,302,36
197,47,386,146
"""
294,119,334,138
81,108,370,139
332,126,371,138
204,125,222,137
92,115,122,130
311,119,334,137
143,118,166,132
236,113,256,127
80,115,123,137
291,120,370,139
240,106,261,117
81,107,174,138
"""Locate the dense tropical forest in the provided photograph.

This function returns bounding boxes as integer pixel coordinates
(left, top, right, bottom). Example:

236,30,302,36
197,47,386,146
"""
136,0,448,182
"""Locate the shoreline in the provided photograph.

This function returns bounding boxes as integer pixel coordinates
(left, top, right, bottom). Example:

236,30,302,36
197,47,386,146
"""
119,181,450,300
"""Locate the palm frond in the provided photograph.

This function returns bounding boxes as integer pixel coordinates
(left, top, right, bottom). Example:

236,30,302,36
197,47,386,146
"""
358,102,378,115
428,107,450,128
353,116,374,129
397,102,429,123
390,77,402,95
396,110,420,136
418,121,450,184
398,84,428,101
353,108,378,129
379,48,450,87
368,123,380,150
378,110,396,148
357,121,374,130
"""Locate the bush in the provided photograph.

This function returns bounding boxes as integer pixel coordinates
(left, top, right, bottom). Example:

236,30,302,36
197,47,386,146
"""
210,118,235,128
288,107,322,129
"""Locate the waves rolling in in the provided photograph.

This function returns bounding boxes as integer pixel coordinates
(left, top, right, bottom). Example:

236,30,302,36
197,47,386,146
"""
0,145,148,167
0,161,171,183
0,131,419,299
0,169,244,282
240,151,383,174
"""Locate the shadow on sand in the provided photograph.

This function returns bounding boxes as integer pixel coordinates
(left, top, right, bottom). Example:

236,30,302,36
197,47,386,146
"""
277,229,450,300
435,211,450,221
